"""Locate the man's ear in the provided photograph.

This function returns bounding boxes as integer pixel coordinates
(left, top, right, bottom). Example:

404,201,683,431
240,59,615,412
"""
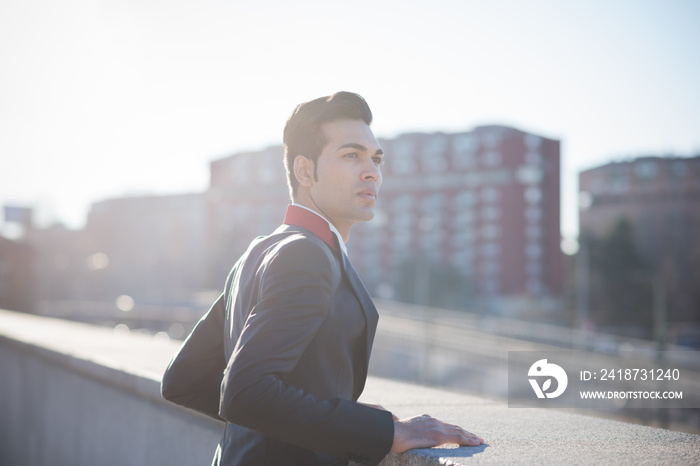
293,155,315,188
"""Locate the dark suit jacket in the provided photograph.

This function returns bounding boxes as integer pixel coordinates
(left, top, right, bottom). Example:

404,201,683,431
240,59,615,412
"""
162,215,394,465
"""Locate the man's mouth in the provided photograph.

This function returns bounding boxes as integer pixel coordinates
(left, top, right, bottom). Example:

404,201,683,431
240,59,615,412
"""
358,189,378,201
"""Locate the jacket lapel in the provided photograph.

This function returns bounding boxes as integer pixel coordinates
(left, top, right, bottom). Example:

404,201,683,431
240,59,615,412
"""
338,249,379,396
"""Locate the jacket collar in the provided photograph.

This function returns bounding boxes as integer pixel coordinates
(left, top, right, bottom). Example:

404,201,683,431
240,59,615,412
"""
283,204,341,252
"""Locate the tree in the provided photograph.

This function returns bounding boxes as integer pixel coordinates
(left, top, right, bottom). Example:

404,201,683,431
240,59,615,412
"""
587,217,653,336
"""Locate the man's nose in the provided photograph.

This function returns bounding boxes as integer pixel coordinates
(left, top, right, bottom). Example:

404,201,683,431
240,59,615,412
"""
362,159,381,182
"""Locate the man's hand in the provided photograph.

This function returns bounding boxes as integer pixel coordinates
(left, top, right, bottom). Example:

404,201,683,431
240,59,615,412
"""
391,414,485,453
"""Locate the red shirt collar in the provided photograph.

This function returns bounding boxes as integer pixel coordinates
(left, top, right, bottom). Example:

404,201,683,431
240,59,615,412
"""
283,204,339,252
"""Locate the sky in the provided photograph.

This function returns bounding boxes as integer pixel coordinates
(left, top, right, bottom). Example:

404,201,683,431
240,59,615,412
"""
1,0,699,242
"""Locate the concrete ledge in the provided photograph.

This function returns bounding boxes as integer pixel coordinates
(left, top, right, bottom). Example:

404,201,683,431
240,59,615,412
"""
1,309,698,465
361,379,700,465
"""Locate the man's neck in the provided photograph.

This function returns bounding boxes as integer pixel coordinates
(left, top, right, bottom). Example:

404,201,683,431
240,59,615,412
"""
291,202,348,254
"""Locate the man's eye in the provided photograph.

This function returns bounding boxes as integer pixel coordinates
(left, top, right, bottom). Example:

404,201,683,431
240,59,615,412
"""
372,157,384,166
344,152,358,158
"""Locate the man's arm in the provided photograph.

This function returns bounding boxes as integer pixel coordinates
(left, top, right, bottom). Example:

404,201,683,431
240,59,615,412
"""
219,238,394,464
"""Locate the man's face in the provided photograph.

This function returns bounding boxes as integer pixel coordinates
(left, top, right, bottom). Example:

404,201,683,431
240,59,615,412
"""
307,119,383,237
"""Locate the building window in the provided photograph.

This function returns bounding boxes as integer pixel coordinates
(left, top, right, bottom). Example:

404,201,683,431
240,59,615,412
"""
393,211,412,231
482,130,503,149
482,187,500,203
393,194,414,214
526,261,542,276
482,242,501,257
524,187,542,205
424,153,447,172
525,243,542,258
455,190,477,208
525,206,542,221
609,172,628,192
517,165,544,184
482,259,500,275
634,160,657,181
419,231,440,249
452,133,478,170
453,211,475,229
422,135,448,172
525,134,542,150
234,157,250,185
482,206,501,221
525,225,542,239
481,223,501,239
451,227,476,249
668,161,687,187
590,176,605,194
392,139,416,174
453,133,478,153
525,151,542,165
421,193,444,212
483,150,502,167
425,134,447,154
393,229,411,249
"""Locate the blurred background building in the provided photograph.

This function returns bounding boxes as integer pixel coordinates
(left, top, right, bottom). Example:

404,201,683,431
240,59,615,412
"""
0,236,34,312
207,145,289,282
84,193,209,305
578,155,700,344
0,206,36,312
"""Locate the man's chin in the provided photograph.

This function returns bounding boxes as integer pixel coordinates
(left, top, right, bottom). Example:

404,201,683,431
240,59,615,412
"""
353,208,375,223
362,208,374,222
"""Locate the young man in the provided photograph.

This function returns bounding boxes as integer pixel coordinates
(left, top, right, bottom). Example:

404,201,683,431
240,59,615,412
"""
162,92,484,465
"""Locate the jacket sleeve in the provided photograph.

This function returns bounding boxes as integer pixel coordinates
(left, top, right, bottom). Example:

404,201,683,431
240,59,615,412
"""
219,238,394,465
161,293,227,421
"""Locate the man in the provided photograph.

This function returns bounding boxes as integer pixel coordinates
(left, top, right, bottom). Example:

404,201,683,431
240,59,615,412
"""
162,92,484,465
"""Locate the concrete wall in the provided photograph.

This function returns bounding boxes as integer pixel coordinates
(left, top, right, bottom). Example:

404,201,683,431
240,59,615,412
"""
1,309,699,466
0,311,223,466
